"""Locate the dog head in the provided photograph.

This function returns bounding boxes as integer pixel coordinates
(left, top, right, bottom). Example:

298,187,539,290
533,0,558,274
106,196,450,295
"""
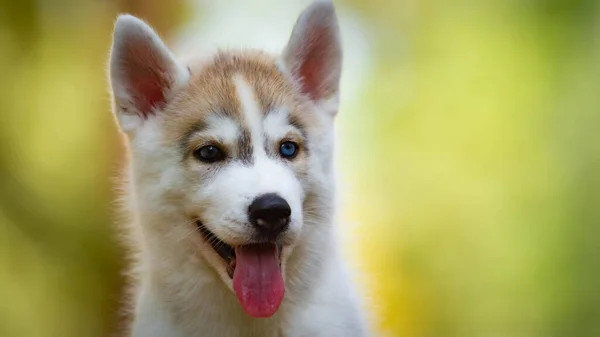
109,0,342,318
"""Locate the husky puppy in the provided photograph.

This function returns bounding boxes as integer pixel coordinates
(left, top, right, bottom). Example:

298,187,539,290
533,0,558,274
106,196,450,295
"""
108,1,369,336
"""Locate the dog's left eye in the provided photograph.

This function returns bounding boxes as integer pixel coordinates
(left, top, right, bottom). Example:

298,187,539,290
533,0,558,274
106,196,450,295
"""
194,145,225,163
279,141,298,159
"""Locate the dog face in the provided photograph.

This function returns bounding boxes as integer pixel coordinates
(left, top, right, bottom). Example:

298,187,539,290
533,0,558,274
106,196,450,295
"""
109,1,342,318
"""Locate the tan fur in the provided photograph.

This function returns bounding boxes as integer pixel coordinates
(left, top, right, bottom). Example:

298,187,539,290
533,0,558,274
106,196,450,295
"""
157,50,316,185
162,50,318,145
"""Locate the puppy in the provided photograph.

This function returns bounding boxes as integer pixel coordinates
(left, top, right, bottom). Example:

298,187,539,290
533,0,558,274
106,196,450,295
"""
108,1,369,336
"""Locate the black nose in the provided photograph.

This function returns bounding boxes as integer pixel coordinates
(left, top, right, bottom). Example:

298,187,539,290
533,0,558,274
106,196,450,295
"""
248,193,291,237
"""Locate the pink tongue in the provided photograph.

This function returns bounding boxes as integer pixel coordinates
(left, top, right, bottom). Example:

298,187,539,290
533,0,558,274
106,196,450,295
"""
233,244,284,318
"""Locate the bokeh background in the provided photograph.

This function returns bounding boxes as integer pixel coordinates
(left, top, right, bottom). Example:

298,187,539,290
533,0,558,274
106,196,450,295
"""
1,0,599,336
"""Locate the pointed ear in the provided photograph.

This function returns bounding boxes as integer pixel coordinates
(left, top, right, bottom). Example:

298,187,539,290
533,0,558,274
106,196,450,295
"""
108,14,189,133
281,0,342,102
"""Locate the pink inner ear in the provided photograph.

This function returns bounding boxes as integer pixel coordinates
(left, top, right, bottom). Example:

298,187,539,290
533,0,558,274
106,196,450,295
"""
296,29,337,101
122,39,172,117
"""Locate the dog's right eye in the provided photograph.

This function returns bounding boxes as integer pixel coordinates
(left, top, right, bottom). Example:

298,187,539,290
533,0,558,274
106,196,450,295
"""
193,145,225,163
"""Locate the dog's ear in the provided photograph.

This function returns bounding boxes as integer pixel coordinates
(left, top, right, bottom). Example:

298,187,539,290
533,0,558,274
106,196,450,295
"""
109,15,189,133
281,0,342,102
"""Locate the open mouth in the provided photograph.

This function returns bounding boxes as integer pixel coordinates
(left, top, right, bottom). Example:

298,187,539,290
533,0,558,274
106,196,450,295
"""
196,221,285,318
196,221,283,278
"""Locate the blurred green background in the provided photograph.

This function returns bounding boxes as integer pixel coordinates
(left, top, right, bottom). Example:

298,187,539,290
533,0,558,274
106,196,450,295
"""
1,0,599,336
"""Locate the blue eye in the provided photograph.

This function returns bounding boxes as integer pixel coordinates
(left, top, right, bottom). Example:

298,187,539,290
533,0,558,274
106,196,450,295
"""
279,141,298,159
194,145,225,163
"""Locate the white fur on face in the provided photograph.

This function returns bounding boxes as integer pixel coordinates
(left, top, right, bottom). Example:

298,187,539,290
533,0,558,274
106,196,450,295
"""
203,114,241,145
233,74,266,160
190,75,304,247
263,108,294,142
